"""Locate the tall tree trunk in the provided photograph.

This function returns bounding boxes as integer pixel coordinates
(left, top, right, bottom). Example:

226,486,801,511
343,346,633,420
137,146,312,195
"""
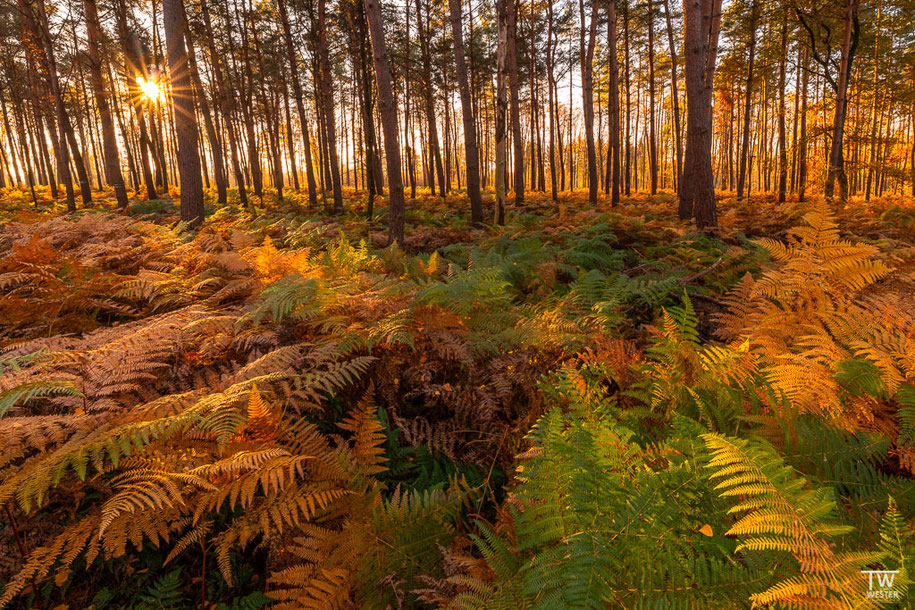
736,0,757,201
38,0,93,207
622,0,631,195
184,25,227,204
647,0,658,194
606,0,621,205
318,0,344,212
825,0,858,202
364,0,406,244
114,0,158,201
84,0,128,208
798,0,859,202
415,0,446,198
678,0,721,229
546,1,558,202
277,0,318,206
448,0,484,226
663,0,682,192
777,14,788,203
798,47,809,202
495,0,510,224
163,0,205,224
21,0,80,210
232,0,262,200
507,0,524,204
579,0,598,203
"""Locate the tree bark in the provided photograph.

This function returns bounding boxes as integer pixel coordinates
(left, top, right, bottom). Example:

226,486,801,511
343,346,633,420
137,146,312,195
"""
318,0,344,213
84,0,129,208
495,0,510,224
415,0,446,198
678,0,721,229
736,0,757,201
606,0,621,205
277,0,319,206
364,0,406,244
579,0,599,203
777,14,788,203
448,0,484,226
824,0,859,202
663,0,682,192
546,1,558,202
647,0,658,194
507,0,524,204
163,0,205,224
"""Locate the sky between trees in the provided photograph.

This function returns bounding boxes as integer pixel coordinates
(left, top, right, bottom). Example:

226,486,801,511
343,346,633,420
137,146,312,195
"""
0,0,913,238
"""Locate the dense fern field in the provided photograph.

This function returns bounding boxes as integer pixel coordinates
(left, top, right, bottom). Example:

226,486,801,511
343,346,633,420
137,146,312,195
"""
1,188,914,608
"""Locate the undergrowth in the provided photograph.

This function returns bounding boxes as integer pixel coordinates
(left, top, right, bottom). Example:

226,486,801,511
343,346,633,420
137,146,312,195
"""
1,186,913,608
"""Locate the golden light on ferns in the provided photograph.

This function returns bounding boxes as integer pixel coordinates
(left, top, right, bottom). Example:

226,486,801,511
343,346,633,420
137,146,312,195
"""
137,77,162,102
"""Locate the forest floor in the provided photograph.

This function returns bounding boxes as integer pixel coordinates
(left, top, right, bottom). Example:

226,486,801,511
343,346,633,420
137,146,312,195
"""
1,186,914,608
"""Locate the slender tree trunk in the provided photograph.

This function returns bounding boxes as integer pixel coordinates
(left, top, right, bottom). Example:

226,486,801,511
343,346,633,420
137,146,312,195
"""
231,0,262,200
790,47,801,192
546,1,558,202
415,0,446,198
798,48,809,201
507,0,524,204
579,0,599,203
184,24,226,204
277,0,318,206
647,0,658,194
495,0,510,223
663,0,682,192
84,0,129,208
38,0,93,207
364,0,406,244
448,0,484,226
318,0,344,212
114,0,158,201
606,0,621,205
623,1,631,195
821,0,859,202
777,15,788,203
163,0,205,224
21,0,78,210
736,0,757,201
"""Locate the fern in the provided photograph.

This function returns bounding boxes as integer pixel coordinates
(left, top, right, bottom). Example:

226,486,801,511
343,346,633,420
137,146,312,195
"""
703,432,881,608
0,379,83,418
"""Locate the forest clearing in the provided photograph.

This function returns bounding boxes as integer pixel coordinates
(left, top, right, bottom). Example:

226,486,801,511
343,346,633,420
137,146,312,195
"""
1,0,914,605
